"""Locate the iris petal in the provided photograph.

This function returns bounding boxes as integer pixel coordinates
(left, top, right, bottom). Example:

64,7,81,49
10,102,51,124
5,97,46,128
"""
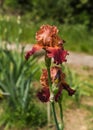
37,87,50,102
25,44,42,60
55,85,63,101
47,47,68,64
36,25,58,44
62,82,76,96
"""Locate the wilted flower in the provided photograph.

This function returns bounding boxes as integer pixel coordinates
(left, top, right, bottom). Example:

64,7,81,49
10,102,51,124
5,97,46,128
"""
25,25,68,64
37,66,75,102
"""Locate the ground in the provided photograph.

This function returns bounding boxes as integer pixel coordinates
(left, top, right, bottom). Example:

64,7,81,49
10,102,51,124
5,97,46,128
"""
64,108,88,130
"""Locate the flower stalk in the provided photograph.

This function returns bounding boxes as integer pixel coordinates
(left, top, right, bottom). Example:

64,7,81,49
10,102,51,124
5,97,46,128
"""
47,102,51,126
25,24,76,130
45,55,60,130
52,102,60,130
58,101,64,130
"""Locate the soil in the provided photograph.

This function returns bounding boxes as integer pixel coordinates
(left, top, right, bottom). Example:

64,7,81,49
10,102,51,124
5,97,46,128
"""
64,108,89,130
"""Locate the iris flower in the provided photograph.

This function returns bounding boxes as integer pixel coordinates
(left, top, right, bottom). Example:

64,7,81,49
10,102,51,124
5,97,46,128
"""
37,66,75,102
25,25,68,64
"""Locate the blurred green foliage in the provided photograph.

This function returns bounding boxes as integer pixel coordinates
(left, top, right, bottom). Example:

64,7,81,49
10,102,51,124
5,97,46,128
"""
0,47,47,129
64,66,91,107
0,15,37,43
0,15,93,54
0,0,93,54
60,65,93,109
0,0,93,28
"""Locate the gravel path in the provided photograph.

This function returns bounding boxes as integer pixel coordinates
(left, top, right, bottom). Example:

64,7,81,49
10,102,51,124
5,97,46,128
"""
67,51,93,68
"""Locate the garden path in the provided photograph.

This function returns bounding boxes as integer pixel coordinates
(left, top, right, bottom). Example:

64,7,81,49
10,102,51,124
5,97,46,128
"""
67,51,93,68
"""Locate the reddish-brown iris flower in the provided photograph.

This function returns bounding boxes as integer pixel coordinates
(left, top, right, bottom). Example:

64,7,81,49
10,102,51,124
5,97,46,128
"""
25,25,68,64
37,66,75,102
51,66,75,101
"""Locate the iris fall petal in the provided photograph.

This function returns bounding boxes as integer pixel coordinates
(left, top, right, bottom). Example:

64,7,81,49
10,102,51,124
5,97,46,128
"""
25,44,42,60
47,47,68,64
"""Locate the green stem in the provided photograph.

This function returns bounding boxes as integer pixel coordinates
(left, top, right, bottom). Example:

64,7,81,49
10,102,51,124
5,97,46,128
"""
52,102,60,130
58,102,64,130
47,102,50,127
46,66,60,130
45,55,60,130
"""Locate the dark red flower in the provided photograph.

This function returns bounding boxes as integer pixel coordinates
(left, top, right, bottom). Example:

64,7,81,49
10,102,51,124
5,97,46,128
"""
39,66,75,102
54,82,76,102
55,84,63,102
37,87,50,102
50,66,75,101
25,25,68,64
62,82,76,96
47,47,69,64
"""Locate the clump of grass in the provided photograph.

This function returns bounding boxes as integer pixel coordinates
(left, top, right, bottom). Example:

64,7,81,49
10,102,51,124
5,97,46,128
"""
63,66,93,107
0,46,47,129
